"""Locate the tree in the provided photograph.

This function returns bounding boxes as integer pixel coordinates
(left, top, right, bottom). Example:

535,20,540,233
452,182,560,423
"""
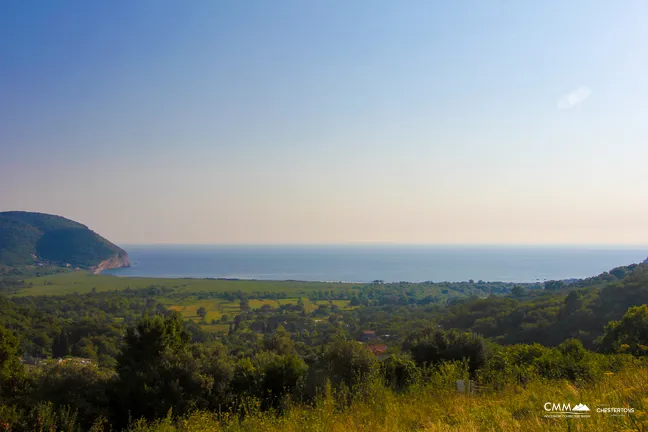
240,298,250,312
511,286,525,298
403,327,489,374
192,342,234,410
52,330,71,358
197,307,207,320
110,312,200,428
610,267,629,280
263,326,295,355
35,361,113,428
319,336,376,389
381,353,419,391
599,305,648,355
563,291,583,315
71,337,98,362
256,352,307,409
0,325,26,405
544,280,566,291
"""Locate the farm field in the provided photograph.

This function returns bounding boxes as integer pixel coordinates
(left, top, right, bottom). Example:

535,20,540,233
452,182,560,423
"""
15,271,356,333
166,297,352,325
18,271,356,296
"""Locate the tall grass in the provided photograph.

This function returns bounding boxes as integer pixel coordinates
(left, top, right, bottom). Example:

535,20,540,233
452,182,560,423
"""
127,362,648,432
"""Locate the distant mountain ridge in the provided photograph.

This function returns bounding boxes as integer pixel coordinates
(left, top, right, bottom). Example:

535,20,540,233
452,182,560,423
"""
0,211,129,272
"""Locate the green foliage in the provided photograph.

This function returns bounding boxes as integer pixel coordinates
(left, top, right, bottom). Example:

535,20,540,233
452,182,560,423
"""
479,339,632,385
380,353,419,390
1,260,648,429
403,326,489,373
262,326,295,355
119,364,648,432
0,326,26,405
36,228,124,268
435,264,648,348
0,211,126,268
511,285,525,297
599,304,648,355
0,217,42,266
111,312,196,427
318,337,377,390
544,280,566,291
254,351,307,409
0,287,168,362
33,361,114,428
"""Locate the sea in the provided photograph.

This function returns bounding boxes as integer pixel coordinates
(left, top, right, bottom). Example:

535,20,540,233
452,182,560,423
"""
103,245,648,283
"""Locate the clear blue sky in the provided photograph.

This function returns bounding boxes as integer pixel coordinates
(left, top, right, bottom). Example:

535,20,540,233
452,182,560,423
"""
1,1,647,244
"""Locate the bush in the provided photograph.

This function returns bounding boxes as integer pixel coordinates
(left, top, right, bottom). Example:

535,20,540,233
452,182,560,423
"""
380,354,420,391
403,327,489,374
33,361,114,428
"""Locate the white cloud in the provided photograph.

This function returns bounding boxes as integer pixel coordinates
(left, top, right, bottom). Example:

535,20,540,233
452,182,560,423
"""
557,86,592,109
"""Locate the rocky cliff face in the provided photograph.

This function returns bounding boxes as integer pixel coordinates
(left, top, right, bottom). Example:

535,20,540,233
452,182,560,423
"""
93,252,131,274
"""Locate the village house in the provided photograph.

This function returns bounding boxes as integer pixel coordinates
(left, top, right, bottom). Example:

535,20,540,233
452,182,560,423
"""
366,344,388,359
361,330,377,341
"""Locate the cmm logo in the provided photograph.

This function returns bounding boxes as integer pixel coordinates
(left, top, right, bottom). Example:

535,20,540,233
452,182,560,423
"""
544,402,590,413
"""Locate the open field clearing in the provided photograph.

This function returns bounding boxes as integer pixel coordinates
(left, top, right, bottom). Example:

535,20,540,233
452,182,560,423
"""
18,271,356,296
165,297,352,329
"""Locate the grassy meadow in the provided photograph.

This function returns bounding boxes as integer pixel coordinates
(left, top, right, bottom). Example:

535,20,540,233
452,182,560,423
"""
20,271,354,296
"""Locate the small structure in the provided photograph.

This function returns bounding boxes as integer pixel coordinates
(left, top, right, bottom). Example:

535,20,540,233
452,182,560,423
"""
456,380,489,394
367,344,388,358
362,330,377,342
19,356,43,366
456,380,466,393
56,357,93,366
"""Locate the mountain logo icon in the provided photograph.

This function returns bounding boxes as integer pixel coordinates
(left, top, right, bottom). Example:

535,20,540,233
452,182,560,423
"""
572,404,590,412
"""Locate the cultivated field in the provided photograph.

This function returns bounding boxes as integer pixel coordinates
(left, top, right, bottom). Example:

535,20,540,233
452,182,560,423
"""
17,271,355,333
19,271,355,296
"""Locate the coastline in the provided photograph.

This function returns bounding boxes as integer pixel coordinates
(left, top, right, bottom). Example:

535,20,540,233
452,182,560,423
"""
92,253,131,275
101,245,648,284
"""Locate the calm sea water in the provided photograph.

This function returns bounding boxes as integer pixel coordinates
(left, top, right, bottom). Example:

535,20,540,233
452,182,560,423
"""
103,245,648,283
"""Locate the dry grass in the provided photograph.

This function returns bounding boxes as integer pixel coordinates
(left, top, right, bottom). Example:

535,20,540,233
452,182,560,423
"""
128,365,648,432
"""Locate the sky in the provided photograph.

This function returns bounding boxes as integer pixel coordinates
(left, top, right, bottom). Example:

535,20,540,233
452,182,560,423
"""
1,1,648,245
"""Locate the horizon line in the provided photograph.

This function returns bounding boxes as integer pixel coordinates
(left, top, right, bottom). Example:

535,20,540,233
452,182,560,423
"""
114,242,648,248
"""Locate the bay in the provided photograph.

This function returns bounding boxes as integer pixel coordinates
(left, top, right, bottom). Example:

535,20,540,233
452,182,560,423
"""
104,245,648,283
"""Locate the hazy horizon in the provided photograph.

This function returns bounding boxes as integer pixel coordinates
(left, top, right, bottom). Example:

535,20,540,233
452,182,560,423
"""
116,243,648,249
116,242,648,249
2,1,647,245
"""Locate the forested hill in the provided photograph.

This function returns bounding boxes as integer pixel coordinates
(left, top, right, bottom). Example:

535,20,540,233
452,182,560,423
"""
0,211,129,269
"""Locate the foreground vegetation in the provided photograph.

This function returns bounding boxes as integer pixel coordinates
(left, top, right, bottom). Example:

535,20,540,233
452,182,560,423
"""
128,365,648,432
1,262,648,430
0,311,646,431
